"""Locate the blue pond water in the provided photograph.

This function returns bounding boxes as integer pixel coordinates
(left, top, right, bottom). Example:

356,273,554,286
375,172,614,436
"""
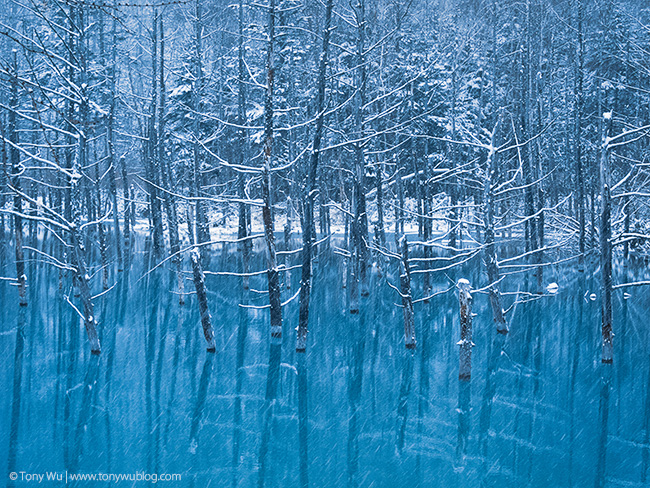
1,240,650,487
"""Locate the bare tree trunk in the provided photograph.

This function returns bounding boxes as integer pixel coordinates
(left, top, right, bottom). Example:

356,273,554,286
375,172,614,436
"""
7,53,27,306
448,67,458,250
193,0,210,249
147,9,164,256
520,0,538,258
106,6,122,271
63,5,76,227
261,0,283,340
600,113,613,364
190,249,216,352
375,162,386,248
70,197,101,354
296,0,334,352
72,12,101,352
156,13,184,305
120,155,132,254
396,165,404,236
353,0,369,297
398,236,415,349
94,160,109,290
422,149,432,298
236,0,251,290
483,125,507,333
458,279,473,380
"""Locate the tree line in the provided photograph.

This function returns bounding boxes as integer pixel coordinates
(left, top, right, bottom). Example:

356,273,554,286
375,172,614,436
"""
1,0,650,362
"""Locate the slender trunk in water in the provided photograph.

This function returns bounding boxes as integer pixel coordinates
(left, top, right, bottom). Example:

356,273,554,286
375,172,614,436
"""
458,279,473,380
190,249,216,352
600,114,613,364
261,0,283,340
296,0,334,352
398,236,415,349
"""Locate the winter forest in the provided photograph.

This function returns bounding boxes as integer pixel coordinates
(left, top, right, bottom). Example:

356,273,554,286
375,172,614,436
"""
2,0,650,486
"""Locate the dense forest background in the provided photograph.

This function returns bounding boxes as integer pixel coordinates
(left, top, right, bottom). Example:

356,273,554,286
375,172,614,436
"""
1,0,650,357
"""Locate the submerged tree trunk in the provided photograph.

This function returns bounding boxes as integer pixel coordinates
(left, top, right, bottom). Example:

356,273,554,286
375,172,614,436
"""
190,249,216,352
236,0,251,290
157,13,184,305
262,0,283,340
353,0,369,297
94,161,109,290
398,236,415,349
422,152,432,298
70,204,101,354
147,9,164,256
458,279,473,380
120,155,132,254
600,113,613,364
296,0,334,353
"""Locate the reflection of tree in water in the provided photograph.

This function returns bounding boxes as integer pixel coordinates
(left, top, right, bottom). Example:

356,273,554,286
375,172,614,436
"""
144,259,160,475
478,331,505,485
347,301,366,488
7,308,25,488
257,334,282,488
415,304,432,487
297,353,309,488
188,353,215,488
568,279,585,488
642,356,650,484
396,350,414,453
103,272,126,475
232,289,249,488
3,251,650,486
70,355,100,475
595,366,612,488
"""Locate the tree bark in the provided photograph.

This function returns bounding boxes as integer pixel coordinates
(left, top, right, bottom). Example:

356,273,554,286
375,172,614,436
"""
157,13,184,305
190,249,216,352
353,0,369,297
262,0,283,340
600,113,613,364
193,0,210,249
398,236,415,349
7,53,27,306
120,155,132,254
296,0,334,352
483,124,507,333
149,10,164,255
236,0,251,290
458,279,473,380
105,7,122,271
574,0,585,270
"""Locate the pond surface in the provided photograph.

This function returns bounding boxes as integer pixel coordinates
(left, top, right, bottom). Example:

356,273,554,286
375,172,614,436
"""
1,240,650,487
